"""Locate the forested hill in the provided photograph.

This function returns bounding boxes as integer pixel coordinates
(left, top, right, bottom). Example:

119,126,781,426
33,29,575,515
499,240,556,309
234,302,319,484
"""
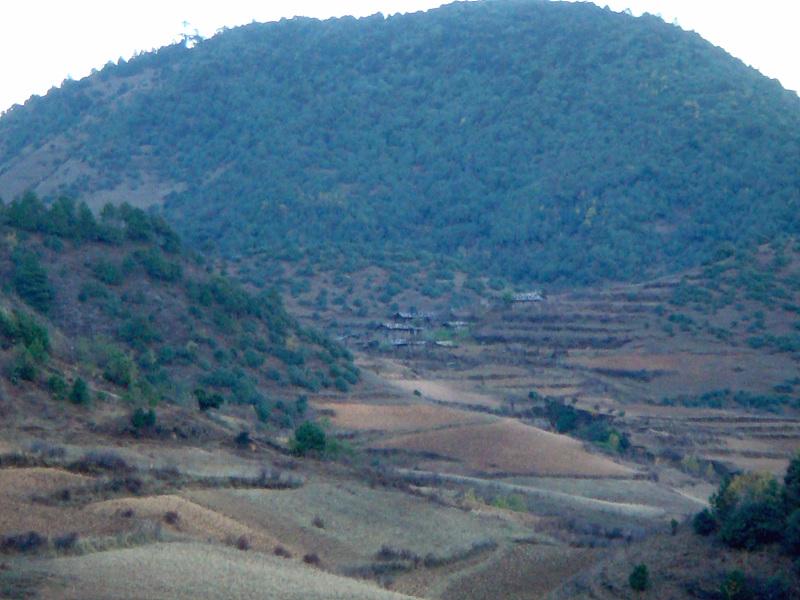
1,0,799,285
0,194,359,425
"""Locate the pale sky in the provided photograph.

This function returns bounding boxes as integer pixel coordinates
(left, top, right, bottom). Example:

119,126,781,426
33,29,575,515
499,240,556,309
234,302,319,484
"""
1,1,798,114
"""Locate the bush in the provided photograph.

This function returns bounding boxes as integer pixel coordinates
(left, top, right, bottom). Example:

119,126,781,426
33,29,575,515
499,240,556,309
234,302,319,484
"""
0,531,47,554
692,508,717,536
785,453,800,513
195,389,224,411
254,400,271,423
235,535,251,551
292,421,326,456
53,532,79,551
235,430,251,448
303,553,321,566
785,509,800,556
72,450,130,474
12,249,55,313
69,377,91,405
334,376,349,392
720,570,746,600
10,349,38,382
47,374,68,400
103,349,136,388
91,260,125,285
710,472,787,550
130,408,156,430
628,563,650,592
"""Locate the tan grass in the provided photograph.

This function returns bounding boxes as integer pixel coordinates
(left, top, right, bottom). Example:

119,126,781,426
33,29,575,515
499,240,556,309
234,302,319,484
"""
28,542,415,599
316,402,492,432
84,495,283,551
389,379,500,408
0,467,122,537
372,419,634,477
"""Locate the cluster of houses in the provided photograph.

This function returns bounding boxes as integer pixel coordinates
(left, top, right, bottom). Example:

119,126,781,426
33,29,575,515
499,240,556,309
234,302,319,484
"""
373,289,543,347
336,290,546,350
512,290,545,303
373,311,472,348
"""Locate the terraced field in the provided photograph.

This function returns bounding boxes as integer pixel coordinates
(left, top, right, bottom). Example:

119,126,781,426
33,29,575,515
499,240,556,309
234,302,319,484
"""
371,419,634,477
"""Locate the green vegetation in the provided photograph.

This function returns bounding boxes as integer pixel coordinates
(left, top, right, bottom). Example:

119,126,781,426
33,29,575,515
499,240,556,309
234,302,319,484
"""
661,389,799,412
11,249,54,314
542,398,630,453
2,2,799,287
0,192,358,426
69,378,90,405
194,389,224,412
628,563,650,592
693,454,800,554
131,407,157,430
291,421,326,456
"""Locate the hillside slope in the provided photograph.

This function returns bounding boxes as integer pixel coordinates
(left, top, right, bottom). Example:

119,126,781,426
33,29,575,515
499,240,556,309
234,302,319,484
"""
0,193,358,432
1,0,799,285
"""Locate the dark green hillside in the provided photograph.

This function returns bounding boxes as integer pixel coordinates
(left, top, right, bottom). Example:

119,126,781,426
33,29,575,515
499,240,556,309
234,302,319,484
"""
1,0,799,284
0,193,358,422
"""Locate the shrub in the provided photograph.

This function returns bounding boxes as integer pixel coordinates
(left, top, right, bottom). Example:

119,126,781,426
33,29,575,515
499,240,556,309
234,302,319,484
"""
134,248,182,282
103,349,136,388
274,545,292,558
692,508,717,536
720,570,746,600
235,430,252,448
254,400,271,423
131,408,156,430
47,374,68,400
53,532,79,551
12,249,55,313
72,450,130,474
69,377,90,405
10,349,38,382
195,389,224,411
164,511,180,526
716,475,784,550
292,421,326,456
785,453,800,513
235,535,251,551
0,531,47,553
785,509,800,556
118,316,161,349
628,563,649,592
312,516,325,529
91,260,125,285
303,553,321,566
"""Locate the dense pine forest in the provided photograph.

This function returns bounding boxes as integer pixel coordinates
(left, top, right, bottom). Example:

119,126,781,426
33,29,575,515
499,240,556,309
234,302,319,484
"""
1,0,799,286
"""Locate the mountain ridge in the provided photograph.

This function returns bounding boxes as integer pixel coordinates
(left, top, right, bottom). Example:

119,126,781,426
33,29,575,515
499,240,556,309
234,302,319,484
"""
1,0,799,286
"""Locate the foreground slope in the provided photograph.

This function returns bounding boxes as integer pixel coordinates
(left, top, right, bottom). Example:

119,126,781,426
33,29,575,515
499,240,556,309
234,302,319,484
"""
1,0,799,284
